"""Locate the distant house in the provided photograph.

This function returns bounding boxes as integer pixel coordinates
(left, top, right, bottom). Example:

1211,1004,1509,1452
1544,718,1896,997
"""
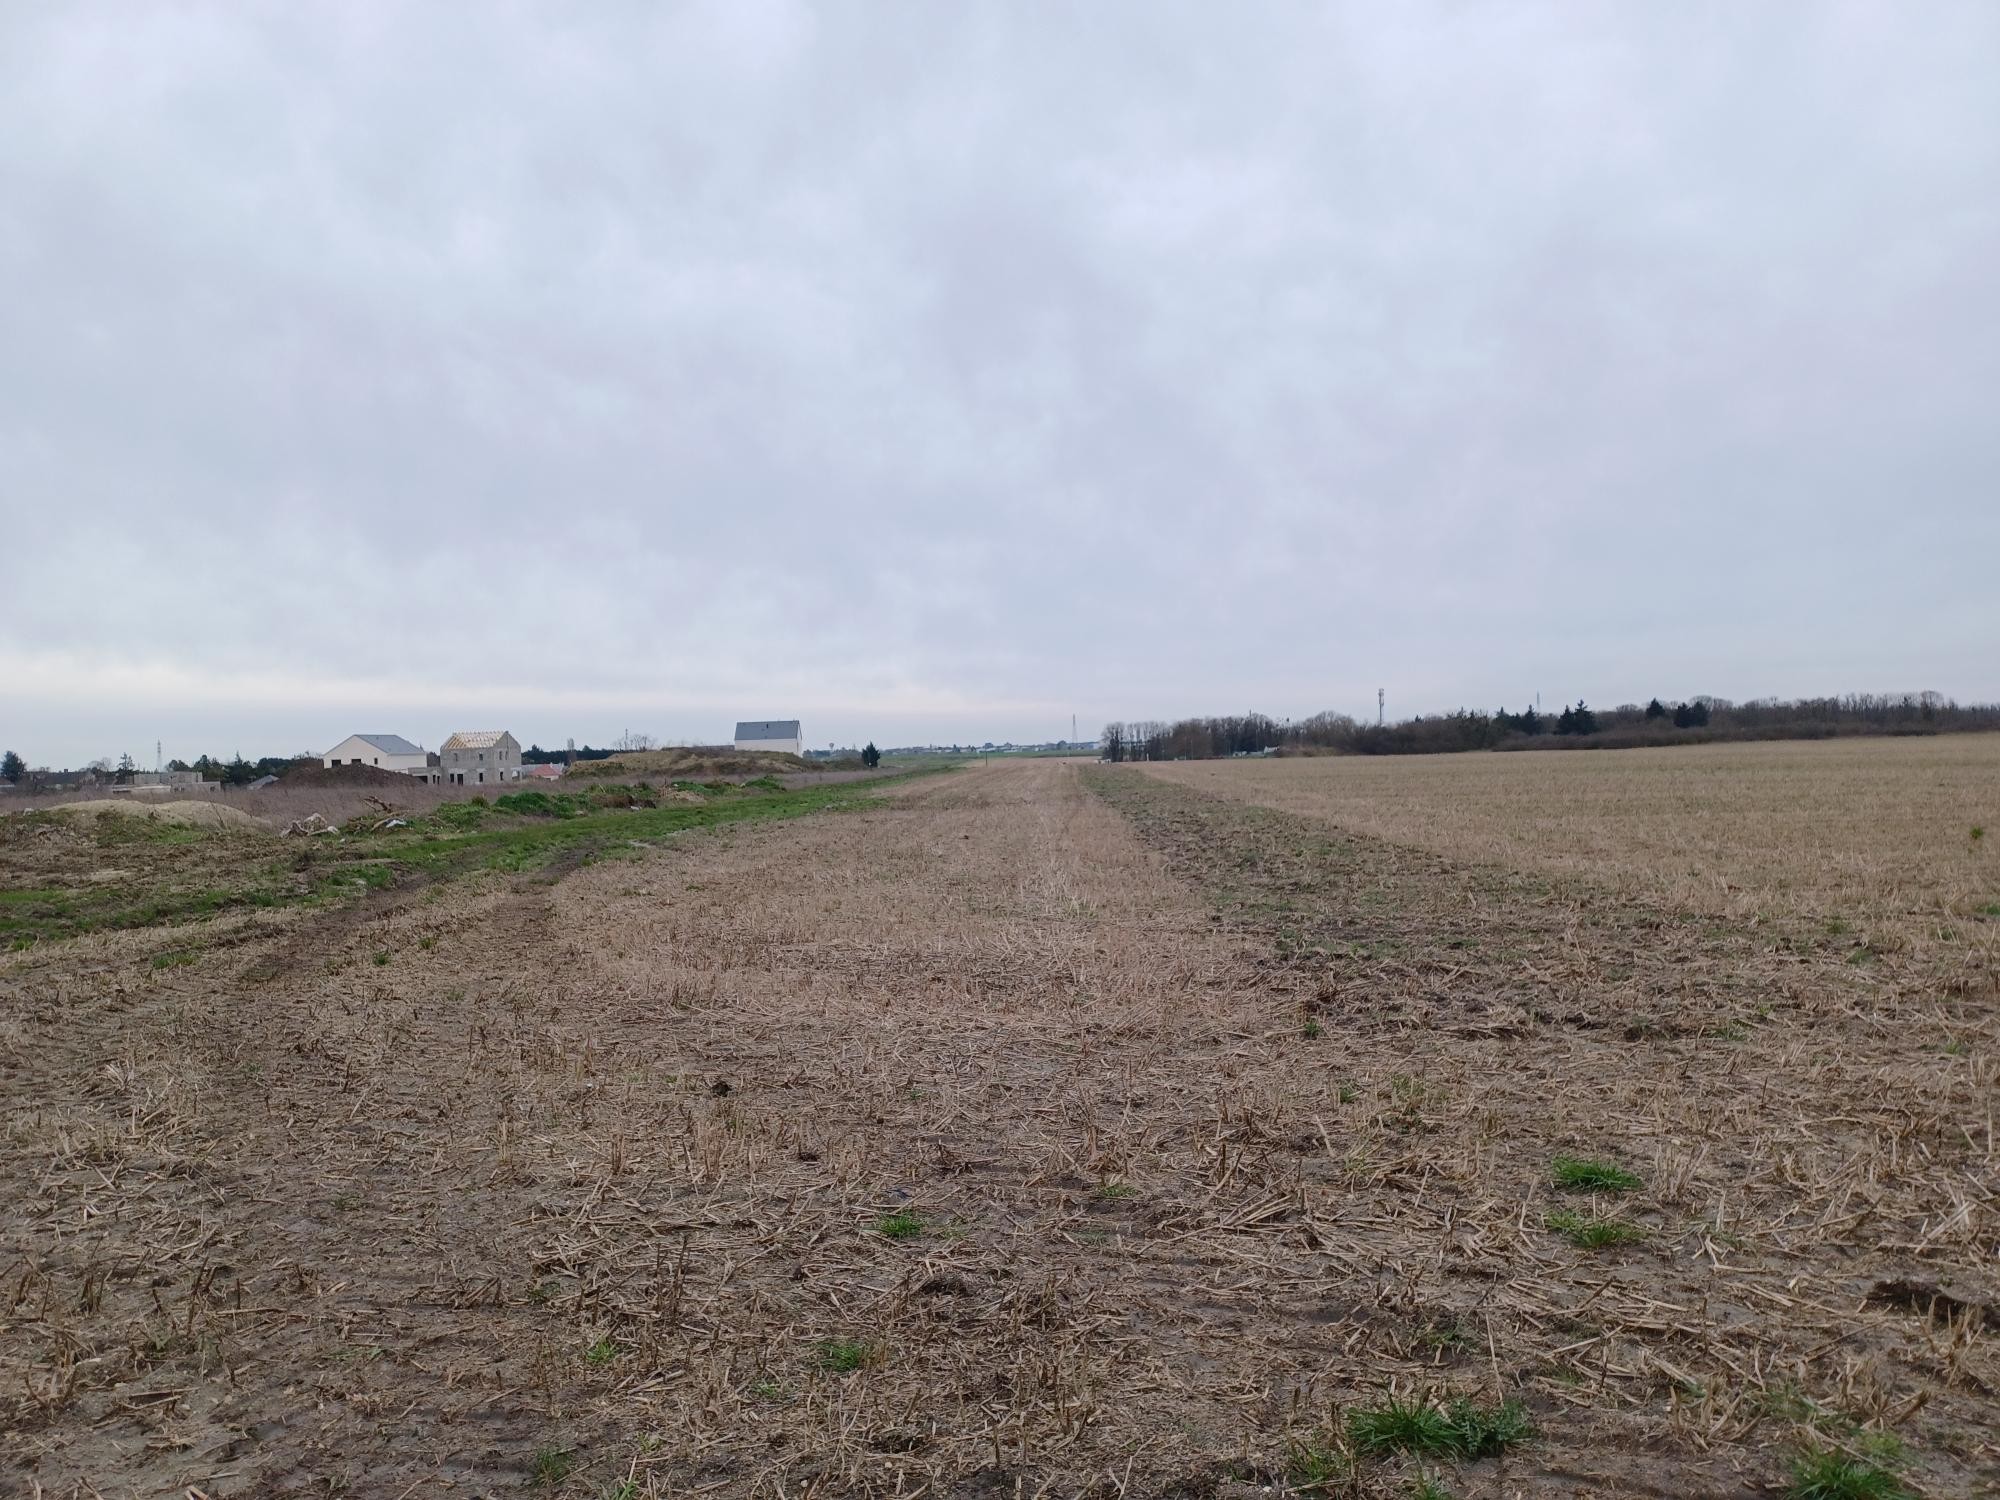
520,762,564,781
441,730,522,786
247,774,279,790
734,719,802,754
324,734,432,778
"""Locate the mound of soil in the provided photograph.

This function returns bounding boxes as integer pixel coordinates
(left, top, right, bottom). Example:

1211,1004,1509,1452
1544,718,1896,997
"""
48,799,260,829
274,763,419,788
566,748,811,780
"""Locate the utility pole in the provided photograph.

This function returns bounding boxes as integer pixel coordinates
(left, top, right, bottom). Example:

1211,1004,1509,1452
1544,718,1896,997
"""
1378,688,1385,727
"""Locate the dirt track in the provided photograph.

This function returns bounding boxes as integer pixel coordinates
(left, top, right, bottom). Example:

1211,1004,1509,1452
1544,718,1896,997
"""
2,761,1993,1497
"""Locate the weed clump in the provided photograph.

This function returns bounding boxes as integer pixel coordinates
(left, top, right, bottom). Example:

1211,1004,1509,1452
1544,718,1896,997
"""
1786,1444,1911,1500
875,1210,925,1240
1546,1209,1644,1248
1347,1394,1456,1457
529,1445,573,1486
1346,1392,1532,1459
1550,1155,1642,1193
816,1336,875,1372
1286,1432,1354,1490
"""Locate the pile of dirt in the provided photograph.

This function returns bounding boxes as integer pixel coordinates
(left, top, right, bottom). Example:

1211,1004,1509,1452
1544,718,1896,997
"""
565,747,811,780
273,763,419,789
46,799,260,829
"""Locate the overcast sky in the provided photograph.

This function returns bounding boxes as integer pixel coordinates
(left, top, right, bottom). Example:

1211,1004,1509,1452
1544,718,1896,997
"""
3,3,1997,765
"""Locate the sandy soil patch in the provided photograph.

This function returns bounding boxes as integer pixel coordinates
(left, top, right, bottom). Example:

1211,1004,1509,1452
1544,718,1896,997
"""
40,798,262,828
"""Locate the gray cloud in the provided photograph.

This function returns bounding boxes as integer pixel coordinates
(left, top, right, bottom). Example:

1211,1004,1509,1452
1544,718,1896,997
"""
3,3,1997,764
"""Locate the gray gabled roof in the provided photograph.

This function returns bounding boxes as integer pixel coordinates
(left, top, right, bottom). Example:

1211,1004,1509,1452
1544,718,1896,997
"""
351,733,424,756
734,720,800,739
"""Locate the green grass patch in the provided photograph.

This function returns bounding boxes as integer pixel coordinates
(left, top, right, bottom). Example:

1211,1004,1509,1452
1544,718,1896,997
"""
530,1445,574,1486
1347,1394,1456,1457
815,1337,875,1373
1546,1208,1644,1248
1786,1445,1911,1500
1346,1393,1532,1460
150,949,199,970
1,768,947,946
0,887,69,906
1551,1156,1642,1193
89,815,208,847
874,1210,926,1240
584,1336,619,1366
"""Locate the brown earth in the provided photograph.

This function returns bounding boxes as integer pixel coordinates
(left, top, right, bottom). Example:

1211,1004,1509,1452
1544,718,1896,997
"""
275,763,423,789
566,749,812,782
0,760,1993,1498
42,800,262,829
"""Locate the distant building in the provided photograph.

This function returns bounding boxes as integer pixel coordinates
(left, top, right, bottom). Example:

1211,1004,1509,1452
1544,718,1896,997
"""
520,762,564,781
247,774,279,790
441,730,522,786
324,734,432,778
734,719,802,754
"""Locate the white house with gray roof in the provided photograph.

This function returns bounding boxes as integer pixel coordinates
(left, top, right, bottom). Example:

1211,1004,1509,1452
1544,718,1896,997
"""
734,719,802,754
441,730,522,785
323,733,432,777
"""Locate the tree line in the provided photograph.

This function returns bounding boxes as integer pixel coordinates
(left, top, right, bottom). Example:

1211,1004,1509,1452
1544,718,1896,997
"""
1099,692,2000,761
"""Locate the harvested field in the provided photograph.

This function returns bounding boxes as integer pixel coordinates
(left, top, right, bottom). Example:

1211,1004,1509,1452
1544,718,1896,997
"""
1,757,1995,1498
1149,736,2000,934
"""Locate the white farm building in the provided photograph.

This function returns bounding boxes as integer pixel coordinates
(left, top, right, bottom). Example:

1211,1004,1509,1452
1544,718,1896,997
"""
734,719,802,755
323,733,432,777
441,730,522,785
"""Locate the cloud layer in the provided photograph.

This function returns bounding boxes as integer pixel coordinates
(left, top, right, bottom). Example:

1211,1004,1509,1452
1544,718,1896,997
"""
4,4,1997,763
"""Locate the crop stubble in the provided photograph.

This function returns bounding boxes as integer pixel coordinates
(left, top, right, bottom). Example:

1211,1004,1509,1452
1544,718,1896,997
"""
0,751,1994,1497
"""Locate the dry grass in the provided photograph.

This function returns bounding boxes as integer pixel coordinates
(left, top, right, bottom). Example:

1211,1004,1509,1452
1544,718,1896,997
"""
37,798,262,829
0,757,1993,1497
566,747,812,781
7,779,482,831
